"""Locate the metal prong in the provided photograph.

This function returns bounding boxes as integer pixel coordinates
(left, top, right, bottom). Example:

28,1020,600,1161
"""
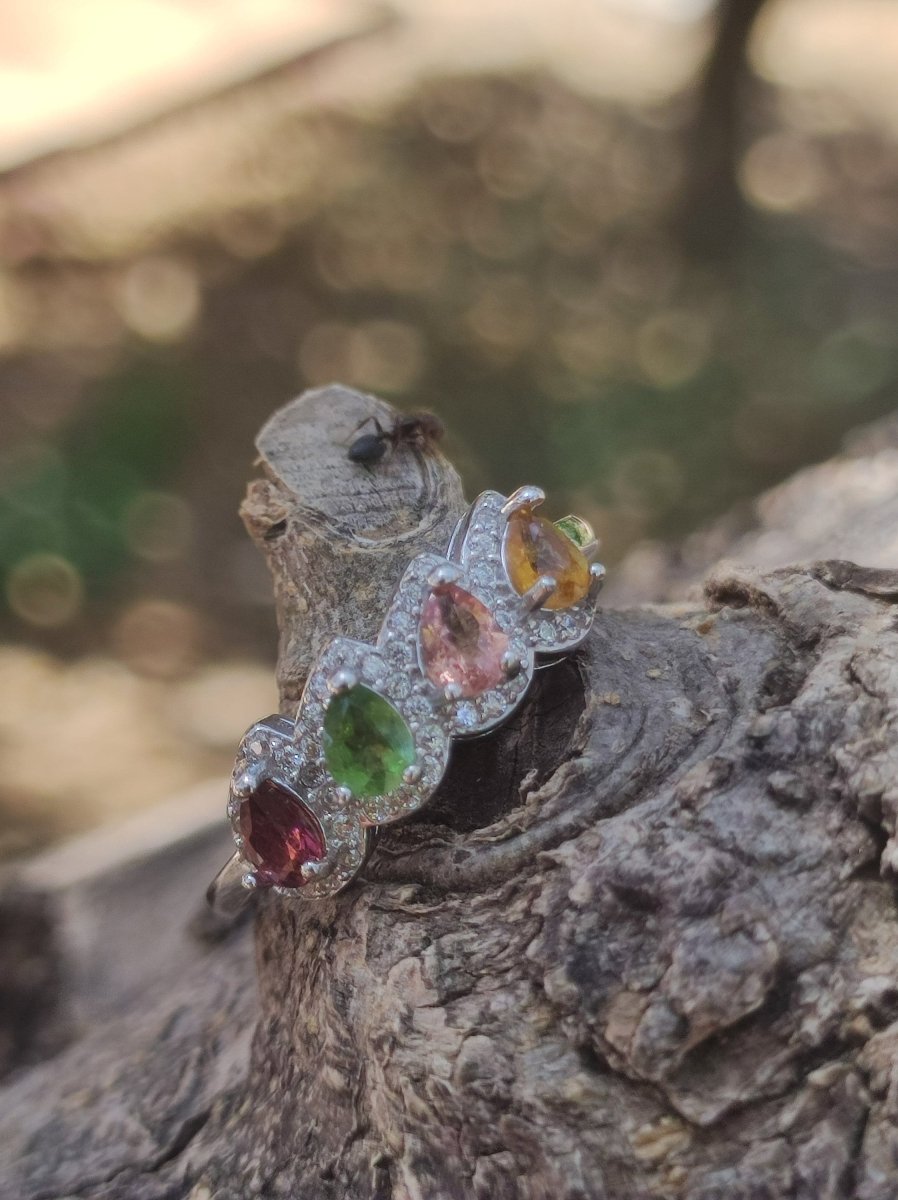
334,785,353,805
501,650,526,680
589,562,606,600
328,667,358,695
443,682,463,703
427,563,461,589
300,860,333,883
447,507,475,563
501,485,545,515
232,766,263,797
520,574,557,614
403,763,423,785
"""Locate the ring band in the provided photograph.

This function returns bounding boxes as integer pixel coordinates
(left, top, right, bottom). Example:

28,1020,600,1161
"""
206,486,604,913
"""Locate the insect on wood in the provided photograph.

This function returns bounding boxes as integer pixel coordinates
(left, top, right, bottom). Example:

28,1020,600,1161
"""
347,411,445,466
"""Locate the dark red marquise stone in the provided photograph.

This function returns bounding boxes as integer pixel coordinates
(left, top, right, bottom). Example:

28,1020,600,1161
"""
238,778,326,888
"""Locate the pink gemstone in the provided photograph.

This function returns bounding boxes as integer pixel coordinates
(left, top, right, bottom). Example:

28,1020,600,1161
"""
238,779,326,888
419,582,509,698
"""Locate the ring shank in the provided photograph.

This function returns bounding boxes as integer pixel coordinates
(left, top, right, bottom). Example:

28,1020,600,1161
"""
207,852,253,915
192,853,256,940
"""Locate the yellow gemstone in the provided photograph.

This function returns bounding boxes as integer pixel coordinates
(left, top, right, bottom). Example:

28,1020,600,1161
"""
503,507,590,610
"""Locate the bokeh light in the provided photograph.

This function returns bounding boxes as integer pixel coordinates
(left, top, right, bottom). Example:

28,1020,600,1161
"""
116,255,201,342
6,553,84,628
123,491,194,563
111,599,200,679
739,132,826,213
1,0,898,850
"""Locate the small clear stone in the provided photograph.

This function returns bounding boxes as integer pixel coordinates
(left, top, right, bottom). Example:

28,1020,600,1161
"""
386,642,410,667
420,735,444,759
362,655,383,681
456,703,478,728
404,696,431,720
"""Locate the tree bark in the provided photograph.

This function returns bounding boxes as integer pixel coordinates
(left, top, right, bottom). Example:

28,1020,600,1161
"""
3,385,898,1200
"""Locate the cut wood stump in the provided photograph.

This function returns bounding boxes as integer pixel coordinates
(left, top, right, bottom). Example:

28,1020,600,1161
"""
2,385,898,1200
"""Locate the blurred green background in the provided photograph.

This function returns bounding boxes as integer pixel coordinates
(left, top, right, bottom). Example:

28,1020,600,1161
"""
2,0,898,852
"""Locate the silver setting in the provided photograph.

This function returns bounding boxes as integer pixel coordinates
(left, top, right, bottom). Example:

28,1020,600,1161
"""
232,765,263,797
589,562,607,599
225,715,370,901
519,575,558,616
300,860,333,882
500,484,545,515
385,551,533,739
502,650,525,680
298,637,450,826
463,490,601,655
427,563,461,588
328,667,358,695
211,485,605,909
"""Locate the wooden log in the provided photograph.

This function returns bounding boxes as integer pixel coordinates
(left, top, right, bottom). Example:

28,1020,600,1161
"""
3,385,898,1200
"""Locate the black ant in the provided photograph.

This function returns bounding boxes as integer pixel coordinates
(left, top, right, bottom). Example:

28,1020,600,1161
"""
347,411,445,466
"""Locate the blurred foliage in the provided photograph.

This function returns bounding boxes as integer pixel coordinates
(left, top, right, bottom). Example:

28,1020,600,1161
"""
1,69,898,643
0,360,194,627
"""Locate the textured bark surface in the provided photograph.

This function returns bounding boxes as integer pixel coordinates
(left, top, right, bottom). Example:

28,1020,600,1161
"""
2,386,898,1200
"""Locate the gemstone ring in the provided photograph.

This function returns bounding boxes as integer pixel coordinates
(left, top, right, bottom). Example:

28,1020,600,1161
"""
206,486,605,915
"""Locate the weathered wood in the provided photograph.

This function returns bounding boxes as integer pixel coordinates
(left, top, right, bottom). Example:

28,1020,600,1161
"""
3,385,898,1200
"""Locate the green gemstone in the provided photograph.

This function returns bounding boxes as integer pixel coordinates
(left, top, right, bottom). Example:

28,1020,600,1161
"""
554,514,596,551
323,684,415,797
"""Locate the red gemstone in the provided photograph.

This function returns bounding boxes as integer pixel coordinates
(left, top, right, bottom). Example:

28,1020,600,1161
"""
238,779,326,888
419,582,509,697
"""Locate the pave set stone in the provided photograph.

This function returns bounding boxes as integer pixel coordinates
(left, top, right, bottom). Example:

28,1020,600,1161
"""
229,487,602,900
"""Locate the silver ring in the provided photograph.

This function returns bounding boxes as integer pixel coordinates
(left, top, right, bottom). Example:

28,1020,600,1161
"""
206,486,605,915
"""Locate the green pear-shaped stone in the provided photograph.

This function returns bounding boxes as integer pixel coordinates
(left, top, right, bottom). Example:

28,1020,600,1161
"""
323,684,415,797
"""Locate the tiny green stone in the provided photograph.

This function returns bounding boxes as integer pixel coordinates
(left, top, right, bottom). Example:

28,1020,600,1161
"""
323,684,415,797
554,514,595,551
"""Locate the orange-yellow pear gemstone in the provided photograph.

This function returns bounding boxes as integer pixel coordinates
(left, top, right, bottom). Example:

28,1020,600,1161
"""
504,507,590,610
